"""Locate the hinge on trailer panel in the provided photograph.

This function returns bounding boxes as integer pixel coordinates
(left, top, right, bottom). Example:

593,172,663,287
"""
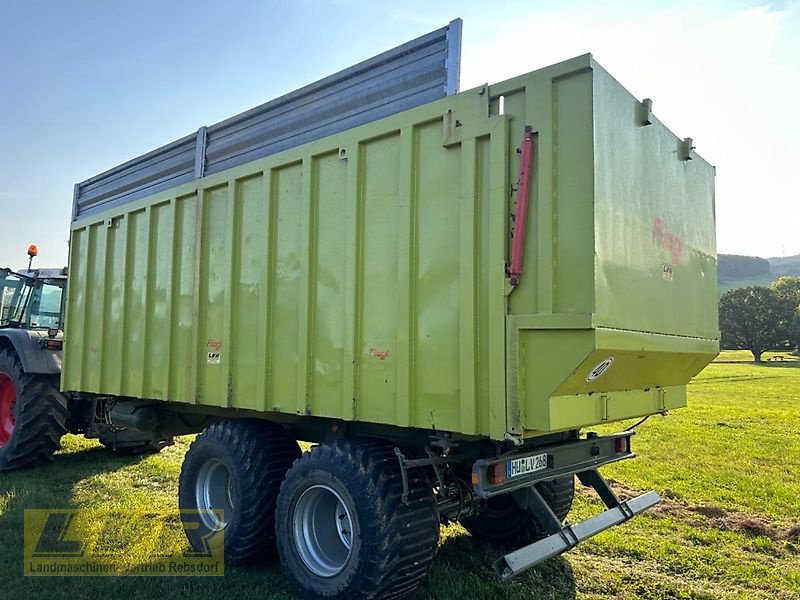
656,388,667,411
678,137,694,161
442,109,463,147
503,279,515,297
601,394,610,421
639,98,653,126
442,85,491,148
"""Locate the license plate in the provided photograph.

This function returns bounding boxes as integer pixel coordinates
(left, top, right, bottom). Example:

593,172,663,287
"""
507,453,548,478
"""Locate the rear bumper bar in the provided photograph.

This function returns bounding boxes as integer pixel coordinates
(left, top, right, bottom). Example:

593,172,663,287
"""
472,431,634,498
472,433,660,580
494,487,661,580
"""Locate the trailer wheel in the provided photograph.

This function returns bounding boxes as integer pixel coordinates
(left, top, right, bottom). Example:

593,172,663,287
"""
178,419,300,564
460,475,575,546
0,349,68,471
276,439,439,600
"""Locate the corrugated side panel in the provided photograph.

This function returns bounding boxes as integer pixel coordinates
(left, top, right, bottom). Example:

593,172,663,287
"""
73,20,462,220
64,84,510,440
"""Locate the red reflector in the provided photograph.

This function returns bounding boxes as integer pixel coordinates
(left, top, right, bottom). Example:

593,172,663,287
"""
615,436,631,454
488,463,507,485
45,340,63,350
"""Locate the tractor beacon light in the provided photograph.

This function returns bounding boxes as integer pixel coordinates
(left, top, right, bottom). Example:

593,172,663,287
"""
27,244,38,270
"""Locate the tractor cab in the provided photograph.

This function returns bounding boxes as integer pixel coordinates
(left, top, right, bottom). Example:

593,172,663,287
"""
0,267,67,332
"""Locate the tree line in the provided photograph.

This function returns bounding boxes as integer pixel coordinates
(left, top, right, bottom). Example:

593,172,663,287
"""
719,276,800,362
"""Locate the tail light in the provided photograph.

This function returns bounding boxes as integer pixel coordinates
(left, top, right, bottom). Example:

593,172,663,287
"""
488,463,507,485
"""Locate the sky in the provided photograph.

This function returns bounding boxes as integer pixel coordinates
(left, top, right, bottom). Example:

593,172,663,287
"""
0,0,798,269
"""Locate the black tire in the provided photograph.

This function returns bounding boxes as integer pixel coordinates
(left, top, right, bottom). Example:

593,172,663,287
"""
178,418,300,564
276,439,440,600
0,349,68,471
460,475,575,546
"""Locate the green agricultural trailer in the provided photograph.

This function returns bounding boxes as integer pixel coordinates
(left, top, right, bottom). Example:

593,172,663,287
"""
1,19,718,600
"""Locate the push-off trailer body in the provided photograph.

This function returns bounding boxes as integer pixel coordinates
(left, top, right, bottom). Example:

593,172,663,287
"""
11,19,717,599
63,55,717,442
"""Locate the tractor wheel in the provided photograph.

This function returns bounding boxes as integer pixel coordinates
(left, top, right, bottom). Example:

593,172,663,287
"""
178,419,300,564
460,475,575,546
275,439,440,600
0,349,69,471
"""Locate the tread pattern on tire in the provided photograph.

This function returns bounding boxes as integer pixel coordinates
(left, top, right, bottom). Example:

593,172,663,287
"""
276,439,440,600
460,475,575,547
0,349,68,471
536,476,575,522
178,418,301,565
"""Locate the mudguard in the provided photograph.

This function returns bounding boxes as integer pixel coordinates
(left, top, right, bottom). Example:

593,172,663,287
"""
0,329,62,375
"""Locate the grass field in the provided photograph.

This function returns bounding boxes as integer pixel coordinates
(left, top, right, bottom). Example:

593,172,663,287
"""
0,351,798,599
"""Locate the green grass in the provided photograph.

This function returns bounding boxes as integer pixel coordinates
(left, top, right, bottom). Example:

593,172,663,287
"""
1,351,799,599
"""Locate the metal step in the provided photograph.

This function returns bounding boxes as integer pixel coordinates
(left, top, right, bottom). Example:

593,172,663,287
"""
494,470,661,580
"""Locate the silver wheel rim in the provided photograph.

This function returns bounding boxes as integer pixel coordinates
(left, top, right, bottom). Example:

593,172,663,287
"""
293,484,354,577
195,458,234,531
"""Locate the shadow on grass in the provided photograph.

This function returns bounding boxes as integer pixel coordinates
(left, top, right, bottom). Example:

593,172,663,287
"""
2,449,149,591
421,531,576,599
0,447,576,600
0,446,156,541
0,446,295,599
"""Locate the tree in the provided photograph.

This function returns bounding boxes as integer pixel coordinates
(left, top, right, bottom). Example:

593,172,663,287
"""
771,276,800,350
718,286,796,362
771,276,800,304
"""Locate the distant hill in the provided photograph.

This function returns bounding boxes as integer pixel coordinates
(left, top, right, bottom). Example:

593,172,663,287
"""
767,254,800,277
718,255,771,281
717,253,800,296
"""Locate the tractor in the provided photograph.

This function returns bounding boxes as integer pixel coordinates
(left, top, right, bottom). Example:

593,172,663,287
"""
0,246,171,470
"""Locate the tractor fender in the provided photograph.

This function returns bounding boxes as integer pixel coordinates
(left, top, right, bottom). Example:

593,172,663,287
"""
0,329,61,375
